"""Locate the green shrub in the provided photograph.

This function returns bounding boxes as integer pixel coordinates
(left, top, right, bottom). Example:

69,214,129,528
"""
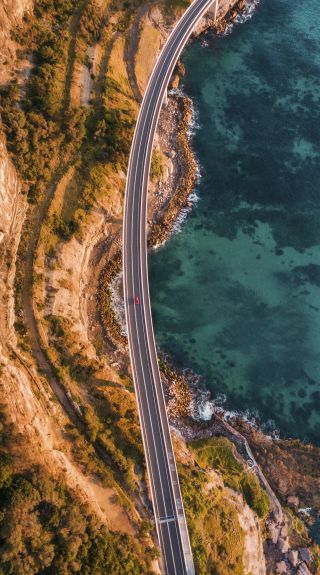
191,437,270,518
0,453,12,489
151,150,164,181
178,463,245,575
240,474,270,518
53,213,80,240
0,461,151,574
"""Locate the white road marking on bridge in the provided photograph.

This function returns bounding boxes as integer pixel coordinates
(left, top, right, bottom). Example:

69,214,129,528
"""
159,516,177,524
123,1,216,573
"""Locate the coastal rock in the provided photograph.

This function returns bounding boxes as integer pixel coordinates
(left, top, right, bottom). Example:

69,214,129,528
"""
299,548,313,564
278,537,290,554
268,524,280,544
176,61,186,77
297,563,312,575
287,495,300,508
287,550,299,567
276,561,288,574
169,73,180,89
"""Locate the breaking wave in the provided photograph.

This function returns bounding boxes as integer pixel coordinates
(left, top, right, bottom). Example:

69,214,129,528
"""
220,0,261,36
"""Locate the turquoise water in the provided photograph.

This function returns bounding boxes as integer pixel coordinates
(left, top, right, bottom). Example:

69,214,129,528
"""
149,0,320,442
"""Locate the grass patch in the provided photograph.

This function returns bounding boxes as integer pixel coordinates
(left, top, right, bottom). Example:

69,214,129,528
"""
178,462,245,575
161,0,192,18
151,150,164,181
191,437,270,518
0,452,153,574
135,18,161,94
108,36,133,100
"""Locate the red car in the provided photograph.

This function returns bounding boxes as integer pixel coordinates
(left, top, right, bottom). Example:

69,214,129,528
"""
134,295,140,305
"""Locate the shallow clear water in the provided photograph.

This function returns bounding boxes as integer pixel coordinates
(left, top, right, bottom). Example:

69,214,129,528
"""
149,0,320,442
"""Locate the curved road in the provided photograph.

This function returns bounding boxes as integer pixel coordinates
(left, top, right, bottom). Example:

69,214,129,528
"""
123,1,215,573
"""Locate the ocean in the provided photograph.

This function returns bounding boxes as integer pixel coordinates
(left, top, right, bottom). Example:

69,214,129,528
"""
149,0,320,443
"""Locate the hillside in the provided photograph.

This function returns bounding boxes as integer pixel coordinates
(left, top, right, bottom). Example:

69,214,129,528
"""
0,1,319,574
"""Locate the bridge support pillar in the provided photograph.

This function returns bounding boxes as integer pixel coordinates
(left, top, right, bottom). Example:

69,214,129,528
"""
163,89,168,107
207,0,219,21
214,0,219,21
212,0,219,21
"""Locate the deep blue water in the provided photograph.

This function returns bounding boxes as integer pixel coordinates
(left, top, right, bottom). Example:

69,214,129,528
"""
149,0,320,442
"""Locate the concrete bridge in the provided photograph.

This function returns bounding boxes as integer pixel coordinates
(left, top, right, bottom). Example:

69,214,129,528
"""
123,1,219,573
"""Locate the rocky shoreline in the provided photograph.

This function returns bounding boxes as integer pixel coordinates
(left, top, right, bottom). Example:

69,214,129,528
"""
160,356,319,575
97,0,252,352
151,80,320,568
145,5,320,574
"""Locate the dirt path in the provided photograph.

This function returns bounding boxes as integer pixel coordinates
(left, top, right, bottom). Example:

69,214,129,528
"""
80,64,92,105
94,31,119,102
20,171,80,409
63,0,90,113
216,414,283,524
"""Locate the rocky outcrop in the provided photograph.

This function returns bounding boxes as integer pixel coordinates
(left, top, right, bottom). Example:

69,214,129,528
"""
232,490,266,575
0,0,34,84
0,134,23,244
0,133,27,341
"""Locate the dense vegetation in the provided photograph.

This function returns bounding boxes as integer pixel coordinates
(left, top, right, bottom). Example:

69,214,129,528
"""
46,314,143,491
0,455,153,575
191,437,270,518
178,459,245,575
0,401,153,575
0,0,85,202
162,0,191,15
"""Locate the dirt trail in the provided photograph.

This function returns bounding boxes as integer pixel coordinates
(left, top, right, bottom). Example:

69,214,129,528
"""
63,0,90,112
11,0,140,519
80,64,92,105
94,31,119,102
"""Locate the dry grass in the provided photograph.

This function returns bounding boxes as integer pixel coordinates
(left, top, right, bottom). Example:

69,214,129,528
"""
135,15,162,95
108,36,132,97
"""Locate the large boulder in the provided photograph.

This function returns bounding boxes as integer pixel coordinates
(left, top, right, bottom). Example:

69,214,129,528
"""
287,495,299,508
298,562,312,575
276,561,288,574
278,537,290,554
268,523,280,544
287,549,298,567
299,548,313,564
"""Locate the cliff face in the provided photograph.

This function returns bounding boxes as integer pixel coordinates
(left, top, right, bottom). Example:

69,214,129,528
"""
0,0,34,84
0,0,33,329
0,135,22,245
0,133,27,343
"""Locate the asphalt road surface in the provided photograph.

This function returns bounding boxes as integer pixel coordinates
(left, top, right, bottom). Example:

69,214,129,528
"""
123,1,215,573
